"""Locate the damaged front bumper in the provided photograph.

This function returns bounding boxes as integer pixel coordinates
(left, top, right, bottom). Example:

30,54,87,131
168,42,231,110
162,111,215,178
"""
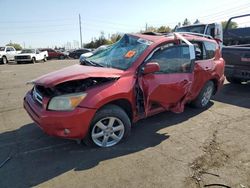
23,91,96,139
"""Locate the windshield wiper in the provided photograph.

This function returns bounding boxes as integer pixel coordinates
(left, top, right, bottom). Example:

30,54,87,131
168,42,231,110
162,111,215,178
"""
83,59,103,67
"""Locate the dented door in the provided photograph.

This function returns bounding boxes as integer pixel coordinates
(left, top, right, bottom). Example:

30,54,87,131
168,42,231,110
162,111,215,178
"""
139,45,195,114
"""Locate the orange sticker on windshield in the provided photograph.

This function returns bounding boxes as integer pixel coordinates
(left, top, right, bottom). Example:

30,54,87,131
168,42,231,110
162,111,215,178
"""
124,50,136,58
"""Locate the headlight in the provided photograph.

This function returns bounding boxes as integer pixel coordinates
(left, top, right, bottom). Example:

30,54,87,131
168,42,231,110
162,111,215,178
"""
48,92,87,111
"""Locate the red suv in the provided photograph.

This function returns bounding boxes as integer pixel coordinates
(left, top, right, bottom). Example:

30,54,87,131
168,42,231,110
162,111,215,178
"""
24,33,225,147
40,48,67,59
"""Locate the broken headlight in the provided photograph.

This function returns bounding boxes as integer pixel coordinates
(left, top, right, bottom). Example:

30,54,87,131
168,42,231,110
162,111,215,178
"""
48,92,87,111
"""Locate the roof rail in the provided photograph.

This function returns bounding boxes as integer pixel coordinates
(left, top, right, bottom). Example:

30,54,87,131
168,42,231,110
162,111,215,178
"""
175,32,214,39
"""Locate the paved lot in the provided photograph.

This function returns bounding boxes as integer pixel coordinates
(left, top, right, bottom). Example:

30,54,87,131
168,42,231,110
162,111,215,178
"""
0,60,249,188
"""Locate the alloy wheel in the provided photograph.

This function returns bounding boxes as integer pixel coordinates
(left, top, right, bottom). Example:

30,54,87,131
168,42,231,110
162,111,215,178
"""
91,117,125,147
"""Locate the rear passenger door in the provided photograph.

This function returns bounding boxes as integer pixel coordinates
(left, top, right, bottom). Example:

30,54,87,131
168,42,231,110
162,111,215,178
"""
139,44,195,114
191,41,218,95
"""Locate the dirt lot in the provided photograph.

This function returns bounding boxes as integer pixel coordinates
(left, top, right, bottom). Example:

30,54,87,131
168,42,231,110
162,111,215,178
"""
0,60,249,188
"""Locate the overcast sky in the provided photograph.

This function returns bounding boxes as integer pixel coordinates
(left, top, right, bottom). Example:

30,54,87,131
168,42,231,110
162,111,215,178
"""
0,0,250,48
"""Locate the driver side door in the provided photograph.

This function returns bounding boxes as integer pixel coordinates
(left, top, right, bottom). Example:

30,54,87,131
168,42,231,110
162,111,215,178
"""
139,44,195,115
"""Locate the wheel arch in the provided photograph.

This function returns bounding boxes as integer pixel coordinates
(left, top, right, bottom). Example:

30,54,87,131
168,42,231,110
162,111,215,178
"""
209,78,219,95
96,98,133,122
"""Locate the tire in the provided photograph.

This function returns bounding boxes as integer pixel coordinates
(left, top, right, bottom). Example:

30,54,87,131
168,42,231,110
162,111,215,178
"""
74,55,79,59
226,76,241,84
32,57,36,64
43,56,47,62
192,81,214,108
84,104,131,148
59,55,65,60
2,56,7,64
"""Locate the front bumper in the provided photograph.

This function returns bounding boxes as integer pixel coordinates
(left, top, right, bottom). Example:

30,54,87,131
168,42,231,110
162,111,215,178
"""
23,91,96,139
15,59,32,62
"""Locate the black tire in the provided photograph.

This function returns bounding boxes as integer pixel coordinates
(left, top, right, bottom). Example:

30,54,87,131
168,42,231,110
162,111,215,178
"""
32,57,36,64
226,76,241,84
43,56,47,62
84,104,131,148
59,55,65,60
2,56,7,64
191,81,214,108
74,55,79,59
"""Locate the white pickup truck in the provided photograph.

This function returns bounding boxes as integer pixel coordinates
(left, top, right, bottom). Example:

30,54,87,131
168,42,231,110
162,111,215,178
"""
14,49,48,64
0,46,17,64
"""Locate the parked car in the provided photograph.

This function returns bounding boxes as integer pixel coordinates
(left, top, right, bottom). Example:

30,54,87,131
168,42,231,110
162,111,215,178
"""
0,46,17,64
69,48,91,59
80,45,109,64
40,48,67,59
14,49,48,64
24,33,225,148
222,14,250,84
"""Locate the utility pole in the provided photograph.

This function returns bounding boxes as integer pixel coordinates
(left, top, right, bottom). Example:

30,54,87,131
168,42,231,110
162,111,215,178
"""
145,23,148,31
79,14,83,48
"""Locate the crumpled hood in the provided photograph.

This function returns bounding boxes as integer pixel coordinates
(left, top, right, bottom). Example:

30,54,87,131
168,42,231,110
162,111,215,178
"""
33,64,124,87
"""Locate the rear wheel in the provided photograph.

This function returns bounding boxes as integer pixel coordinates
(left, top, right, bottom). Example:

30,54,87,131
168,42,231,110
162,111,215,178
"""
85,105,131,147
2,56,7,64
226,76,242,84
192,81,214,108
74,55,79,59
43,56,47,62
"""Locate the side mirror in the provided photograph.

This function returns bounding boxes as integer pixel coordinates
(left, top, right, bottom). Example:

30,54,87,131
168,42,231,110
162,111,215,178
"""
143,62,160,74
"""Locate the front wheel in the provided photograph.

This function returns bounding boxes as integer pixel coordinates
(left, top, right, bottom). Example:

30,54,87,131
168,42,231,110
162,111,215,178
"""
32,57,36,64
85,105,131,148
192,81,214,108
2,56,7,64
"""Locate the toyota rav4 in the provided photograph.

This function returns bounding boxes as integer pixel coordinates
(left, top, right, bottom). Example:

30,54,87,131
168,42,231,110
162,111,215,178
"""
24,33,225,147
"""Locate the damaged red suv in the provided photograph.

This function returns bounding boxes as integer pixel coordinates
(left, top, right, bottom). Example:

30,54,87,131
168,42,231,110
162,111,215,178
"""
24,33,225,147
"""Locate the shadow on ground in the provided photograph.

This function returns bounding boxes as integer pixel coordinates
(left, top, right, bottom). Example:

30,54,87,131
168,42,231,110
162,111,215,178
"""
212,82,250,108
0,105,211,187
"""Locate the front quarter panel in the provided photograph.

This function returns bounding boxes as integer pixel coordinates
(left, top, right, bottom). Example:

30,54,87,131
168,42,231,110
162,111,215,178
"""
78,72,136,110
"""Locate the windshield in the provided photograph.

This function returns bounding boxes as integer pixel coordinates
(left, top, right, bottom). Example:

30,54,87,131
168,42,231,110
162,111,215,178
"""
21,49,35,53
176,25,206,34
0,47,5,51
86,34,152,70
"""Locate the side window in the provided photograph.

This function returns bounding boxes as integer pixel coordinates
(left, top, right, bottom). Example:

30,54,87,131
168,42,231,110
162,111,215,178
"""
204,41,216,59
192,42,205,60
147,45,192,74
6,47,11,52
11,47,15,51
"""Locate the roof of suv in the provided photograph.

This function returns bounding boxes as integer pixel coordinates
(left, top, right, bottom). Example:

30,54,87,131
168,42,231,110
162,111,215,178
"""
132,33,217,44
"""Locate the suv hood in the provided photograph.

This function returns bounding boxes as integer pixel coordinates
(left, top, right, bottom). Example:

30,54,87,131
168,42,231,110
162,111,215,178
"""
32,64,124,87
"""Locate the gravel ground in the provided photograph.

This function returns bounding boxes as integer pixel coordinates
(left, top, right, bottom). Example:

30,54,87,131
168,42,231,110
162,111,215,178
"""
0,60,249,188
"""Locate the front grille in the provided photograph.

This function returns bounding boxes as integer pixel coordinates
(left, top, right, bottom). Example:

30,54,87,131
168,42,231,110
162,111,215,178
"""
15,56,30,59
33,86,43,105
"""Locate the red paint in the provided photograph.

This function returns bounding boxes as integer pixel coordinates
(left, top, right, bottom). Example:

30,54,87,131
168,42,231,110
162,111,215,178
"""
24,33,225,140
